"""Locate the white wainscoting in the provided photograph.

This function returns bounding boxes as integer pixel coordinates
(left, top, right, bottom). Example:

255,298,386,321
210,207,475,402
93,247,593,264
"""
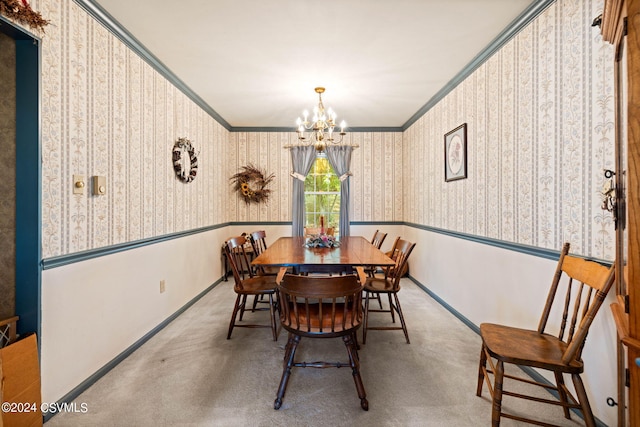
40,227,229,404
405,226,617,426
40,223,617,425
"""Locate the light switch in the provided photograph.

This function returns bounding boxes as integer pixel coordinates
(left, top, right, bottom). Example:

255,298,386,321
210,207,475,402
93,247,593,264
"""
73,175,85,195
92,176,106,195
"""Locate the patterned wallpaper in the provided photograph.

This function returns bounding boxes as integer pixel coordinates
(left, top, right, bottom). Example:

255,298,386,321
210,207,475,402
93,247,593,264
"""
227,132,295,223
227,132,404,223
10,0,615,261
351,132,404,222
0,31,16,318
36,0,230,259
403,0,616,260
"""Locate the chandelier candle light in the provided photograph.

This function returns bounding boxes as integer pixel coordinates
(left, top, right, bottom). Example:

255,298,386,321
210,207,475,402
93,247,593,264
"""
295,87,353,153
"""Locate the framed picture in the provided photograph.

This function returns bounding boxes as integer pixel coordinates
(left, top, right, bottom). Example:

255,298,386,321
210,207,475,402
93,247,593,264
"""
444,123,467,182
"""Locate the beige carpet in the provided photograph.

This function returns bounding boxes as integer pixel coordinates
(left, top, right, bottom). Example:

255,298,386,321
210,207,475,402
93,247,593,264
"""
45,278,586,426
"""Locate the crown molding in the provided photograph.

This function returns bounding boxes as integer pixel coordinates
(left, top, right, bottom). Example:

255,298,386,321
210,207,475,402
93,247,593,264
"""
402,0,555,130
73,0,232,130
74,0,554,133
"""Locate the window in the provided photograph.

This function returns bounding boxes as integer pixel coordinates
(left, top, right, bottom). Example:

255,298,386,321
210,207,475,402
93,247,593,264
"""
304,155,340,233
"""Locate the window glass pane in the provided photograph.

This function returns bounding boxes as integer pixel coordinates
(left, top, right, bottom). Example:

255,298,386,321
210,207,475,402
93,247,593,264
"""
304,155,340,235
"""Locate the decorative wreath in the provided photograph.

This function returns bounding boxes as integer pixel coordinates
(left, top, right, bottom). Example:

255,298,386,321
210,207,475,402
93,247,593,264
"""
172,137,198,183
230,164,275,204
0,0,49,32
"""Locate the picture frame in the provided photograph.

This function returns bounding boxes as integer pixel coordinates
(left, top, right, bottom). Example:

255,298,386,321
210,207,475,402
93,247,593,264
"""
444,123,467,182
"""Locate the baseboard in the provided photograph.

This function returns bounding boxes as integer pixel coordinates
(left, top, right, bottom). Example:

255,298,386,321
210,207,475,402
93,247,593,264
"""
42,277,224,422
408,275,480,335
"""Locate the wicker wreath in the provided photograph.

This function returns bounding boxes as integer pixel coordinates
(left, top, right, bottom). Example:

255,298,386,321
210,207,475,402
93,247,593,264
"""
230,164,275,204
172,137,198,183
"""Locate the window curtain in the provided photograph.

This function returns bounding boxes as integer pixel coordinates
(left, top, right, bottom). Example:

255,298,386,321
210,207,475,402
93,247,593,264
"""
325,145,354,237
290,145,317,236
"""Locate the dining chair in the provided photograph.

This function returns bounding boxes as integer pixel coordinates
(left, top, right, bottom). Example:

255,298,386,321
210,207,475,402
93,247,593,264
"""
365,230,388,273
370,229,387,249
248,230,280,276
476,242,615,426
362,238,416,344
249,230,289,310
304,227,334,236
363,230,388,307
365,236,408,278
273,267,369,411
224,236,279,341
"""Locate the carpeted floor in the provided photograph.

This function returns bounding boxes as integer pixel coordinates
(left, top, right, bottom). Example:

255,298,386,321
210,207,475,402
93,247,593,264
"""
45,278,585,426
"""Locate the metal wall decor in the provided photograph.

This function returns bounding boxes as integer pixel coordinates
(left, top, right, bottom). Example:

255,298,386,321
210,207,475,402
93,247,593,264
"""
172,137,198,183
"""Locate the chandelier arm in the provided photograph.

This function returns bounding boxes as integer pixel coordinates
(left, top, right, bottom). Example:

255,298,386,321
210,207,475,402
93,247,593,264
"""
291,87,351,152
300,121,315,131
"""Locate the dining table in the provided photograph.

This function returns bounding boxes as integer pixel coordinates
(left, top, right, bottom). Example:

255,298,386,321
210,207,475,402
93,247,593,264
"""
251,236,395,275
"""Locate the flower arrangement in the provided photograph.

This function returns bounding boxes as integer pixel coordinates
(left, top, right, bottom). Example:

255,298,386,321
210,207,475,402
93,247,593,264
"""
305,234,340,248
230,164,275,204
0,0,49,32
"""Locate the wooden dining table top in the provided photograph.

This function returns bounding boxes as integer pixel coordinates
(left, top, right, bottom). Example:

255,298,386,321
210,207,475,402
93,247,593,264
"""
251,236,395,268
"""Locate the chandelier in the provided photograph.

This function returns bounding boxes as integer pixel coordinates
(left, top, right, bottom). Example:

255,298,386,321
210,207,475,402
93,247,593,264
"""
294,87,356,152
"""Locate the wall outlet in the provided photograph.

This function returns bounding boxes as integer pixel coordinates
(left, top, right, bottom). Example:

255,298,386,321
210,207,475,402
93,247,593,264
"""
160,280,166,293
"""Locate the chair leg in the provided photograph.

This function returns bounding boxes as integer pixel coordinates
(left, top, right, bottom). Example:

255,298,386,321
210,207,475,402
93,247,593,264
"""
572,373,596,427
253,293,270,311
363,291,371,344
388,293,396,323
554,371,571,419
227,294,242,339
351,331,360,358
275,334,300,410
476,344,487,397
393,292,410,344
238,294,248,321
367,291,383,309
269,293,278,341
343,333,368,411
491,360,504,427
282,332,295,363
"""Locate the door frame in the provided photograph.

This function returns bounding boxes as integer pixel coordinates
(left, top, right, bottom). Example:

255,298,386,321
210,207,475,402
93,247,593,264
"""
1,16,42,339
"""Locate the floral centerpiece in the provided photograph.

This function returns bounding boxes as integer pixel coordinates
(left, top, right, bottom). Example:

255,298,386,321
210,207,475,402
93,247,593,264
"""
305,234,340,248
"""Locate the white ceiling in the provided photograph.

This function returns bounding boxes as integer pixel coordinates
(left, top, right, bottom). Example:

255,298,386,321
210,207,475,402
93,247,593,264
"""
92,0,538,129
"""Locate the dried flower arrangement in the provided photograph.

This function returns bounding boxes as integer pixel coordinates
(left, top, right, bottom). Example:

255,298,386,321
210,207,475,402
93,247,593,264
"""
0,0,49,32
230,164,275,204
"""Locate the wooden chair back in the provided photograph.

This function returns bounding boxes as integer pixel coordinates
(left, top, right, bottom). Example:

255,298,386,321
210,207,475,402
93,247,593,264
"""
304,227,335,236
537,242,615,364
382,238,415,289
277,269,366,338
249,230,271,275
385,236,400,258
225,236,255,287
370,230,387,249
249,230,268,255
